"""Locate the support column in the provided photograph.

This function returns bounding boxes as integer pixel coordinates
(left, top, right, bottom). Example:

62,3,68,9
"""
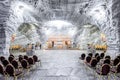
0,0,11,56
0,27,5,55
105,0,120,58
0,27,11,57
112,0,120,52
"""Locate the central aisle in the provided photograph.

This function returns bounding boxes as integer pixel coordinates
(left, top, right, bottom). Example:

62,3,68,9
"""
22,50,106,80
37,50,84,68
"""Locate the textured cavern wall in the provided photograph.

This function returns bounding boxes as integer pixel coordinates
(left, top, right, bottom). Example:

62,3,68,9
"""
101,0,120,54
105,0,120,57
86,0,120,57
0,0,11,56
0,0,39,56
112,0,120,52
0,0,34,55
94,0,120,57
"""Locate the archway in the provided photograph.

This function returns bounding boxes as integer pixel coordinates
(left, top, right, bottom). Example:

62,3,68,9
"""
9,20,107,53
74,24,107,51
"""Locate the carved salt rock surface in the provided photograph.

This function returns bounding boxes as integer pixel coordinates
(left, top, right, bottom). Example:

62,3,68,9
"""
85,2,117,51
5,1,106,31
0,0,11,55
0,0,120,55
0,0,111,27
0,0,11,25
111,0,120,52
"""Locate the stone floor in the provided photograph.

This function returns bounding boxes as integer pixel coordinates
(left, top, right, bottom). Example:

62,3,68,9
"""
1,50,120,80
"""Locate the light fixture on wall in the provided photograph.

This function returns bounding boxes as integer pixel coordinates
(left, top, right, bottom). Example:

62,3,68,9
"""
11,34,16,42
100,33,106,42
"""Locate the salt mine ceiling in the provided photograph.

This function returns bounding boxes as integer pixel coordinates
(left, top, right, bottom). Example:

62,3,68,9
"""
0,0,110,43
7,0,108,28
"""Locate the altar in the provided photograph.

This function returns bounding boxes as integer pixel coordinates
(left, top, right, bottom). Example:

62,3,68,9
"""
46,36,71,49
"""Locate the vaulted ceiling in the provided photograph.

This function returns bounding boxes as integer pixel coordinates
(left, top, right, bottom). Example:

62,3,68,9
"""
9,0,108,26
0,0,111,44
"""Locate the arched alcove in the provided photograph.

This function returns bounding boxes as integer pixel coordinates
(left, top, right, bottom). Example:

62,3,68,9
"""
74,24,107,50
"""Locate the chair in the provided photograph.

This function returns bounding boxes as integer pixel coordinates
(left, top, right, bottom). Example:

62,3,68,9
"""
111,62,120,79
21,59,30,75
96,56,101,63
10,54,15,58
113,58,119,66
5,64,23,80
105,56,111,60
18,55,23,58
28,57,35,70
103,59,110,64
28,57,35,66
2,60,9,67
24,55,29,60
0,56,5,62
80,53,86,60
85,56,92,63
95,53,99,58
19,56,23,63
96,64,110,79
117,56,120,60
12,60,22,71
88,53,93,57
84,56,92,71
89,58,98,68
115,63,120,73
87,58,98,75
33,55,41,66
0,64,7,80
100,53,105,59
8,56,14,63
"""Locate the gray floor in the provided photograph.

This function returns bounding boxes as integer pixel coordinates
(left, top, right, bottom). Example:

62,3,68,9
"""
1,50,120,80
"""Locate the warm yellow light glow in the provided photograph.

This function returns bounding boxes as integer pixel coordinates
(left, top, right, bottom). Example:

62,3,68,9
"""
101,33,105,38
100,33,106,41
